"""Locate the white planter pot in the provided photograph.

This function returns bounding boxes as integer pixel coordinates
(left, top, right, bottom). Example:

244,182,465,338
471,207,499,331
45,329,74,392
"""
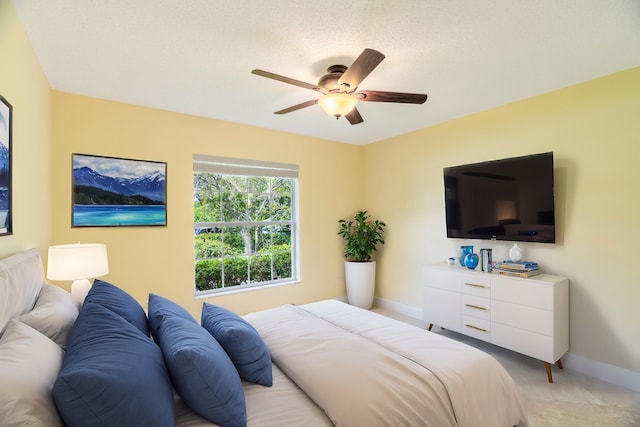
344,261,376,309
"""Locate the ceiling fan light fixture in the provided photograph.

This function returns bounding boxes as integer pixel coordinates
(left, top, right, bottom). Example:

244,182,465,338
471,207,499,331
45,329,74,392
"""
318,93,358,118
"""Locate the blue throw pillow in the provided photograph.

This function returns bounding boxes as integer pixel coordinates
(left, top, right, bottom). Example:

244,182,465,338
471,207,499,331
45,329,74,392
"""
147,292,195,324
148,294,247,427
85,279,149,336
201,302,272,386
53,303,174,427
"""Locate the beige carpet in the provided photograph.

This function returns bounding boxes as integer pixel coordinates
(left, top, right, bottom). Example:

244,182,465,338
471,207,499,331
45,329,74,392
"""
373,308,640,427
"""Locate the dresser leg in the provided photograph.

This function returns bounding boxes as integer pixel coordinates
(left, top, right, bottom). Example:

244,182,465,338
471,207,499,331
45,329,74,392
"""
545,362,553,383
544,357,564,383
428,323,433,331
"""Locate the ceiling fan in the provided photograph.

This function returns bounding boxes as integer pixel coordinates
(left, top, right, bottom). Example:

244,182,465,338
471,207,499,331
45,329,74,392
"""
251,48,428,125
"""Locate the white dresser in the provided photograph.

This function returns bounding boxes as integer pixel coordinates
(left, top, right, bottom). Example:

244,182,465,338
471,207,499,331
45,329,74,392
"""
422,263,569,382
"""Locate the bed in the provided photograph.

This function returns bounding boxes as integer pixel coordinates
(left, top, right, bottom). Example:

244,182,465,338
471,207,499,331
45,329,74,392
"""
0,248,528,427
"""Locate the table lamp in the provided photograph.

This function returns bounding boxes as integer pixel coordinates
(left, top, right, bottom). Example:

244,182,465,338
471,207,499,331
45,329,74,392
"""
47,243,109,304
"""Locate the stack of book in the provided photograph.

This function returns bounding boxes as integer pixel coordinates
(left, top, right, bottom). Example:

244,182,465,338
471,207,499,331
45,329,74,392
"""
494,261,541,278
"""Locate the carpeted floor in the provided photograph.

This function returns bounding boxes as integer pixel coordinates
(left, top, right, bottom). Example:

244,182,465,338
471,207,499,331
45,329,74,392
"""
373,308,640,427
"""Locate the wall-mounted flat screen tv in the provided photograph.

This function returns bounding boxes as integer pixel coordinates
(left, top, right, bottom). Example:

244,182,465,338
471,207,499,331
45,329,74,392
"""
444,152,555,243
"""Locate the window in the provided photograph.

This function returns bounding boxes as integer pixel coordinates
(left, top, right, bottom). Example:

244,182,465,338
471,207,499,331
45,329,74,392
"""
193,155,299,295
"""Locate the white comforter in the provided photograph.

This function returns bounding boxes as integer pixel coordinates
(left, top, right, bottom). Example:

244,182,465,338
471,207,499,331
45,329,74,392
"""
245,300,528,427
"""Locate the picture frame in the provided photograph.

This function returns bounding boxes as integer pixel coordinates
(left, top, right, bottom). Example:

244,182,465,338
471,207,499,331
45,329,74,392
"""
0,95,12,236
72,153,167,227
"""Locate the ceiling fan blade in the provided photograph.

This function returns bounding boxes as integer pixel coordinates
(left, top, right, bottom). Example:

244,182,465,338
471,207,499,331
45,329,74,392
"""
357,90,428,104
338,48,385,92
274,99,318,115
252,69,321,92
345,107,364,125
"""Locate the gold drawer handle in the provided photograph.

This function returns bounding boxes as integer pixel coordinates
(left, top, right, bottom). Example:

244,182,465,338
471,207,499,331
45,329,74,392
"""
465,324,488,332
465,283,486,288
465,303,487,311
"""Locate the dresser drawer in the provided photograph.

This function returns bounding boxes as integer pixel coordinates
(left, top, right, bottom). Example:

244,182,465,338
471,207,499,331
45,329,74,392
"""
423,287,462,333
491,322,555,362
492,300,553,336
462,273,491,297
463,294,491,320
423,268,461,292
462,316,491,340
463,272,491,287
491,277,553,309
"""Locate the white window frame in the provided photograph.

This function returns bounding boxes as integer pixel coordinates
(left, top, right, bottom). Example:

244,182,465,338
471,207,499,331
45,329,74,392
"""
193,154,300,296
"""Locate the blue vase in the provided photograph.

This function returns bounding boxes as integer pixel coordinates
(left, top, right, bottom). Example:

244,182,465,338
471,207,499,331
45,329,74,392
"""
464,253,479,269
459,245,474,267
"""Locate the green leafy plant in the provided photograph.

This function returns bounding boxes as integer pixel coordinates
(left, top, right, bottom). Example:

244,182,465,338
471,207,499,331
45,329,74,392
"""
338,210,386,262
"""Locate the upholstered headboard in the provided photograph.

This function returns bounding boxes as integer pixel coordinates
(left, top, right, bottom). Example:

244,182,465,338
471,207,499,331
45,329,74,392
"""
0,248,46,335
0,249,79,427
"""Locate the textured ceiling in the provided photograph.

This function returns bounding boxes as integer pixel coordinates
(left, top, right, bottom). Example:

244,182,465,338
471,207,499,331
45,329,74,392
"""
12,0,640,145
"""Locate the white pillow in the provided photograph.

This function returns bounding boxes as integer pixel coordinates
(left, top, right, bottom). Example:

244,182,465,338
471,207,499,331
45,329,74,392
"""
0,249,46,336
17,284,79,349
0,320,64,427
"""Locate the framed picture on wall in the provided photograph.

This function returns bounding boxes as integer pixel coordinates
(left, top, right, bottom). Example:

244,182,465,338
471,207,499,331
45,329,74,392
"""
0,95,12,236
72,153,167,227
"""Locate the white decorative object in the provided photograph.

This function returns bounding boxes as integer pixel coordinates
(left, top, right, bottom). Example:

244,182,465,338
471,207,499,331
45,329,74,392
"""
344,261,376,309
47,243,109,305
509,243,523,262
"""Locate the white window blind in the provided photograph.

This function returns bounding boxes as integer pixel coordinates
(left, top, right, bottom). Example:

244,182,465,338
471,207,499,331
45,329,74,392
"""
193,154,298,178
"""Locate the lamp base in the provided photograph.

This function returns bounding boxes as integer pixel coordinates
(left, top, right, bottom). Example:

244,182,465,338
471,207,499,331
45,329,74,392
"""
71,279,92,305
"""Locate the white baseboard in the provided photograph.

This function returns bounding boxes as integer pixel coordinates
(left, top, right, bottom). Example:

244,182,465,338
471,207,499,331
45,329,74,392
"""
563,352,640,393
373,296,423,320
373,297,640,393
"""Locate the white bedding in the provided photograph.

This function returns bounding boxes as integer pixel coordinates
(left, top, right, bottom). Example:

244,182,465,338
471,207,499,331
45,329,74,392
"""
244,300,528,427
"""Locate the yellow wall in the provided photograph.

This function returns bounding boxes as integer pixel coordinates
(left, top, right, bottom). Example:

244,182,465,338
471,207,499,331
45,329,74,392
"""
364,66,640,374
51,92,362,316
0,0,52,259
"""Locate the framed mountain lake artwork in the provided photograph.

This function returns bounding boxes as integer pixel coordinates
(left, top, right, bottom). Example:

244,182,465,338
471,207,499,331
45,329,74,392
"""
0,95,12,236
72,154,167,227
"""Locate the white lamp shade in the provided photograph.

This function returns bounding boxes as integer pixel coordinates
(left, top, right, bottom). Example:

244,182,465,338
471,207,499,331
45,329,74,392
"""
318,93,358,118
47,243,109,281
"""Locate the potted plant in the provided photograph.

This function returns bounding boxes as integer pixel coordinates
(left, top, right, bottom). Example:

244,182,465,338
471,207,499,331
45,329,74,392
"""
337,210,386,309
